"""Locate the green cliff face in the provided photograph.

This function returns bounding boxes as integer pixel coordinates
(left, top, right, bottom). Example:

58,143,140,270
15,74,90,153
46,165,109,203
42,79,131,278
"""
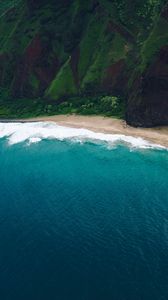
126,7,168,126
0,0,167,126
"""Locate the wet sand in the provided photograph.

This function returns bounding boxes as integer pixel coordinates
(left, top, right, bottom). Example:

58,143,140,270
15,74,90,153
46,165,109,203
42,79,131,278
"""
1,115,168,148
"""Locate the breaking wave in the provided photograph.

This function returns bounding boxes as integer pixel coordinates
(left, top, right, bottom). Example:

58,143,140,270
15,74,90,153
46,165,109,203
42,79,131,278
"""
0,122,166,150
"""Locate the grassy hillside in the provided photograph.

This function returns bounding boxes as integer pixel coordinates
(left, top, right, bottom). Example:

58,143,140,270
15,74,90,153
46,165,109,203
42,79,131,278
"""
0,0,168,126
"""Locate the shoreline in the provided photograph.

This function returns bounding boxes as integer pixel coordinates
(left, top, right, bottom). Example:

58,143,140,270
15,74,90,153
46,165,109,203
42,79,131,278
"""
0,115,168,148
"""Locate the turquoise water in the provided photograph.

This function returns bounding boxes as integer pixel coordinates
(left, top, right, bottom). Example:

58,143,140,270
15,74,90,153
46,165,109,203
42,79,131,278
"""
0,131,168,300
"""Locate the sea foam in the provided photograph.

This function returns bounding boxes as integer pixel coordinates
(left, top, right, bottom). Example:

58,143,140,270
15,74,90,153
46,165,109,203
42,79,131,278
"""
0,122,166,150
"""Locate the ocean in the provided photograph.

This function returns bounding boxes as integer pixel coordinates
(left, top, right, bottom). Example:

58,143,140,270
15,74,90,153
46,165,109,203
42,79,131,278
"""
0,122,168,300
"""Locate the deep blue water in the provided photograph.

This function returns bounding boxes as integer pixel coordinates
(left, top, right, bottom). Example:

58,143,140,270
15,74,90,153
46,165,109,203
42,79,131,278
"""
0,139,168,300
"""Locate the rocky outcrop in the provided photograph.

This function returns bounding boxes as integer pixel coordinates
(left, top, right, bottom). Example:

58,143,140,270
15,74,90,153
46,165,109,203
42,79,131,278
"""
126,7,168,127
126,45,168,127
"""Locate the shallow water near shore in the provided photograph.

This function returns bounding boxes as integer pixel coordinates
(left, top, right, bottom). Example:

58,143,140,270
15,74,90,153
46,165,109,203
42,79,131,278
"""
0,130,168,300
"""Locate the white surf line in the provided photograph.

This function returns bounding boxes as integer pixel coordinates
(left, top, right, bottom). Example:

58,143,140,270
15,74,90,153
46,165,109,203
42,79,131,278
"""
0,122,166,150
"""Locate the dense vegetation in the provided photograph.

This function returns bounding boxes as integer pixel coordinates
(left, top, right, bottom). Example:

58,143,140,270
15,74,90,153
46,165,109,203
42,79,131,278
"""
0,0,168,126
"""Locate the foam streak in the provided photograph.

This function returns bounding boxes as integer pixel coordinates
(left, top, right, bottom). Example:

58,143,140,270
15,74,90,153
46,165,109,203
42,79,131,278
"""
0,122,166,150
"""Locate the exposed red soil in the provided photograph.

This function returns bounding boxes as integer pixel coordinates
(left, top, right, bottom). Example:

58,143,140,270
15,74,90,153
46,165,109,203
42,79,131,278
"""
107,21,135,44
127,45,168,126
102,59,127,91
12,34,60,97
148,45,168,77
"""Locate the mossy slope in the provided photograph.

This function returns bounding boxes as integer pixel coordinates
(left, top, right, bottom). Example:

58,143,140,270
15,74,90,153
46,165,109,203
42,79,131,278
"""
0,0,168,126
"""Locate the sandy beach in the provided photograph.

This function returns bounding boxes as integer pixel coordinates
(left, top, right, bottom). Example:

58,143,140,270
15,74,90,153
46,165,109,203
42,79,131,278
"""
6,114,166,148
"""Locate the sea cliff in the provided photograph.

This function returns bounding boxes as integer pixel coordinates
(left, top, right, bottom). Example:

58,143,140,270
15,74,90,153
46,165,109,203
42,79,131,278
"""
0,0,168,126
